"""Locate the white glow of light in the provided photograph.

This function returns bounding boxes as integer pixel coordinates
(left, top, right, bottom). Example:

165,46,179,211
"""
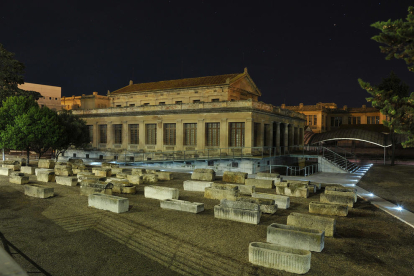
368,193,374,197
395,206,403,211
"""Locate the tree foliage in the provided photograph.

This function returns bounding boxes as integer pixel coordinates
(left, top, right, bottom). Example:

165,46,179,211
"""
359,73,414,164
0,96,90,162
0,44,41,105
53,110,90,159
370,6,414,72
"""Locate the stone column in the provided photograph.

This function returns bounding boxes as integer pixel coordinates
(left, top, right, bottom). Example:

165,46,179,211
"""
290,124,295,148
107,122,113,148
220,118,228,154
260,120,265,147
138,121,145,151
94,122,99,148
157,120,163,151
299,127,304,149
276,122,281,155
122,121,128,150
197,119,205,152
284,123,289,153
176,119,183,151
269,122,274,148
244,118,253,155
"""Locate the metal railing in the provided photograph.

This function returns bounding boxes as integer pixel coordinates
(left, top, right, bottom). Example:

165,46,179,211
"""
269,164,319,176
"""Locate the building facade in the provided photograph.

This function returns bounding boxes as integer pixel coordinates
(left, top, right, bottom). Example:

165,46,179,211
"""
18,82,62,110
283,102,387,133
69,69,306,157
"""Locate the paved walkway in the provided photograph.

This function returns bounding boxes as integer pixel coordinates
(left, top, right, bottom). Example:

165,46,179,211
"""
283,164,414,229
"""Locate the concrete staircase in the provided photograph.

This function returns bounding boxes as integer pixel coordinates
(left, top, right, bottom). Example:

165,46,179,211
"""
322,148,360,173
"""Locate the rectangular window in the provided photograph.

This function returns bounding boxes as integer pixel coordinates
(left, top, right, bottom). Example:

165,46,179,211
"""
143,103,149,106
375,116,380,124
114,124,122,144
163,123,176,145
116,105,122,107
129,104,135,107
193,100,200,103
87,125,93,143
229,122,245,147
145,124,157,144
99,125,107,143
212,99,219,102
313,115,317,126
331,117,342,127
367,117,371,124
129,124,139,144
253,123,261,147
206,123,220,146
175,101,182,104
184,123,197,146
159,102,165,105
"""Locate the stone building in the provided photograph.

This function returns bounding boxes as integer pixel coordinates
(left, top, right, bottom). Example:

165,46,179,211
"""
61,92,110,110
68,69,306,162
282,102,386,133
18,82,62,111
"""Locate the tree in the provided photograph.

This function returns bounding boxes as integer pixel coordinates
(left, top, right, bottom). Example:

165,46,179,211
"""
358,72,414,165
0,43,41,105
0,99,62,163
53,110,90,160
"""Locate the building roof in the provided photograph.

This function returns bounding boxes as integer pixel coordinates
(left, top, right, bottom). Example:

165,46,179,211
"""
111,73,243,95
308,128,390,147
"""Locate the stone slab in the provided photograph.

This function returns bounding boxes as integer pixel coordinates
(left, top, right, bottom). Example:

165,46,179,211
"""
142,173,158,184
276,185,309,198
35,168,54,176
131,168,146,175
20,166,35,175
245,178,273,189
9,173,29,185
38,159,55,169
92,167,111,177
2,164,20,171
320,193,354,208
55,176,78,186
249,242,311,274
37,171,55,182
204,186,239,201
309,201,348,217
0,168,12,176
80,180,113,196
222,171,248,184
267,223,325,252
325,190,357,203
251,193,290,209
191,169,215,181
156,171,173,180
287,212,336,237
183,180,213,192
237,196,277,214
160,199,204,213
144,185,179,200
24,184,54,198
127,174,143,185
88,193,129,213
214,205,260,224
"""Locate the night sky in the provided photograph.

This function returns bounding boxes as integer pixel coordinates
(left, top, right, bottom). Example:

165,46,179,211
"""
2,0,414,108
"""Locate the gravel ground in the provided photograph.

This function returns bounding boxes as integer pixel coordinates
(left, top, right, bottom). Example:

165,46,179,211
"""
0,166,413,275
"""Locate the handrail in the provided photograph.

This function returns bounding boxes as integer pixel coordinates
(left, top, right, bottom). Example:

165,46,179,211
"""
269,164,318,176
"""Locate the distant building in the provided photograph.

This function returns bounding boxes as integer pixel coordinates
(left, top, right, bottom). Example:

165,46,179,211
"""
282,102,386,133
61,92,110,110
68,68,306,158
18,83,62,111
